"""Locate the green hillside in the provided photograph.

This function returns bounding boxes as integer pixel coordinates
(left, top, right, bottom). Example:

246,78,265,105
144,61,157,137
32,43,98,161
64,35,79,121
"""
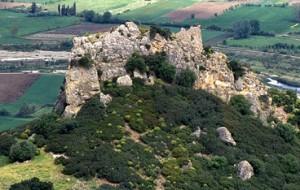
1,80,300,189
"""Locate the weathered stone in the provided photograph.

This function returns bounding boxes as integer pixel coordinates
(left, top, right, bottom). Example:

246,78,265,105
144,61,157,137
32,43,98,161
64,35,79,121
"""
237,160,254,181
56,22,286,122
100,93,112,106
192,127,201,138
63,65,100,118
117,75,133,86
216,127,236,146
133,70,147,79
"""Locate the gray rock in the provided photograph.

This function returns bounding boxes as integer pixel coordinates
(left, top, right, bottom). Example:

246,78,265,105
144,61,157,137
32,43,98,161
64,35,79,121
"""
235,78,244,91
117,75,133,86
237,160,254,181
216,127,236,146
192,127,202,138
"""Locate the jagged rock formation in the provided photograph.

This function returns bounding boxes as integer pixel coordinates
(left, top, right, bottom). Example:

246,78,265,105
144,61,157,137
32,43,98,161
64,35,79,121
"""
56,22,277,120
237,160,254,181
216,127,237,146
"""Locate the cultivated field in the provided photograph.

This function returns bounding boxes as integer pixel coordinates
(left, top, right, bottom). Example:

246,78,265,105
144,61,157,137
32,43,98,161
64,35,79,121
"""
0,2,30,9
167,2,240,22
0,74,64,131
197,6,299,33
0,10,80,45
0,73,40,103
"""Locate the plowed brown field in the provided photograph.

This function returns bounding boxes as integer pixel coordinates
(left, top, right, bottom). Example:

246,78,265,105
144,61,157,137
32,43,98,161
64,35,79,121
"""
0,73,40,103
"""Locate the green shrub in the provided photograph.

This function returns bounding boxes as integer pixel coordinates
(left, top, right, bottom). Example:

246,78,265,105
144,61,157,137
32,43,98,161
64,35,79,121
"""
0,134,16,156
9,141,37,162
77,96,106,122
150,26,171,40
175,69,196,87
125,52,147,74
76,54,93,68
229,95,253,115
15,104,36,118
0,108,11,116
9,177,53,190
156,62,176,83
227,60,245,80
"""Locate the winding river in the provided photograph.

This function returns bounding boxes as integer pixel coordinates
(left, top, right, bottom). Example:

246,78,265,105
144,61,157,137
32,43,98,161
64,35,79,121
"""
267,78,300,97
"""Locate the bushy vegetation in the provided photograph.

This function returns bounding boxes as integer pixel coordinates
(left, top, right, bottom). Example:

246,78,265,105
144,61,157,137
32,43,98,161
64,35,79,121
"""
0,80,297,189
227,60,245,80
149,26,172,40
268,88,300,126
74,54,94,68
9,177,53,190
9,141,37,162
229,95,253,116
175,69,196,87
125,52,176,83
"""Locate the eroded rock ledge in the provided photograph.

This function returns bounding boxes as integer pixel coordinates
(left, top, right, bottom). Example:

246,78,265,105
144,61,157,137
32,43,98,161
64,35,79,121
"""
55,22,277,121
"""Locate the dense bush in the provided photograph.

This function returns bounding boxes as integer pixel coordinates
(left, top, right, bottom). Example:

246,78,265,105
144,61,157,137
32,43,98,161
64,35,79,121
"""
227,60,245,80
276,123,296,143
9,141,37,162
9,177,53,190
229,95,253,115
73,54,94,68
0,134,16,156
175,69,196,87
125,52,147,74
8,80,300,190
125,52,176,83
150,26,172,40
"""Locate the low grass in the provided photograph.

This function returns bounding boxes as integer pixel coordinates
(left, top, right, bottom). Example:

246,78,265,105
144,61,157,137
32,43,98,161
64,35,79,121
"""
0,10,80,45
226,35,300,48
0,150,79,190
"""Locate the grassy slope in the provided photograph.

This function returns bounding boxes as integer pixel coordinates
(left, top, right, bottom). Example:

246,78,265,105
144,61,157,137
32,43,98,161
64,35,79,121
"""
0,10,80,44
0,151,80,190
0,74,64,131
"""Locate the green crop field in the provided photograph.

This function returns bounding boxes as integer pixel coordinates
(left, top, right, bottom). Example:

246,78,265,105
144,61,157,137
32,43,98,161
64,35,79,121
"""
0,74,64,131
0,10,80,45
226,35,300,48
192,6,300,34
118,0,201,22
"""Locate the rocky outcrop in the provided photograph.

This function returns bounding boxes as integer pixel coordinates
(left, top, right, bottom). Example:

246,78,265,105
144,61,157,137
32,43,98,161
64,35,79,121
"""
216,127,237,146
63,65,100,118
117,75,133,86
237,160,254,181
56,22,278,120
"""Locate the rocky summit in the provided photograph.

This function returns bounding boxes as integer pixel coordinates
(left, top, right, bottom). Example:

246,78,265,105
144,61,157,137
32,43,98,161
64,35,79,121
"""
55,22,280,122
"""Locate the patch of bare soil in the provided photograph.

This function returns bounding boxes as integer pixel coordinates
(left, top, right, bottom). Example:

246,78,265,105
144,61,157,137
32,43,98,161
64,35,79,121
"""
166,1,253,22
0,2,30,9
0,73,40,103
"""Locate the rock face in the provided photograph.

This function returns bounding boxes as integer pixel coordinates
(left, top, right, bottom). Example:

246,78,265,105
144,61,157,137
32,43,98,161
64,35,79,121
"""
56,22,279,120
237,160,254,181
216,127,236,146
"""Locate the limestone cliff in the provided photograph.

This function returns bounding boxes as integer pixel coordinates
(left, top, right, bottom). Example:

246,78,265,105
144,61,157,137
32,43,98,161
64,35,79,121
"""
55,22,277,122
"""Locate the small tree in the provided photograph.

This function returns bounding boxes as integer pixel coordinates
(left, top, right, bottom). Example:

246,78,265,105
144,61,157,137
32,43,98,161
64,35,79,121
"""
9,177,53,190
125,53,147,74
233,21,250,39
103,11,112,22
229,95,253,116
175,69,196,87
30,2,37,14
9,141,37,162
228,60,245,80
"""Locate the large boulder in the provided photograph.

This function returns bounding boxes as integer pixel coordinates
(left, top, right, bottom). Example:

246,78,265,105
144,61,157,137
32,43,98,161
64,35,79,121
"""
237,160,254,181
216,127,236,146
